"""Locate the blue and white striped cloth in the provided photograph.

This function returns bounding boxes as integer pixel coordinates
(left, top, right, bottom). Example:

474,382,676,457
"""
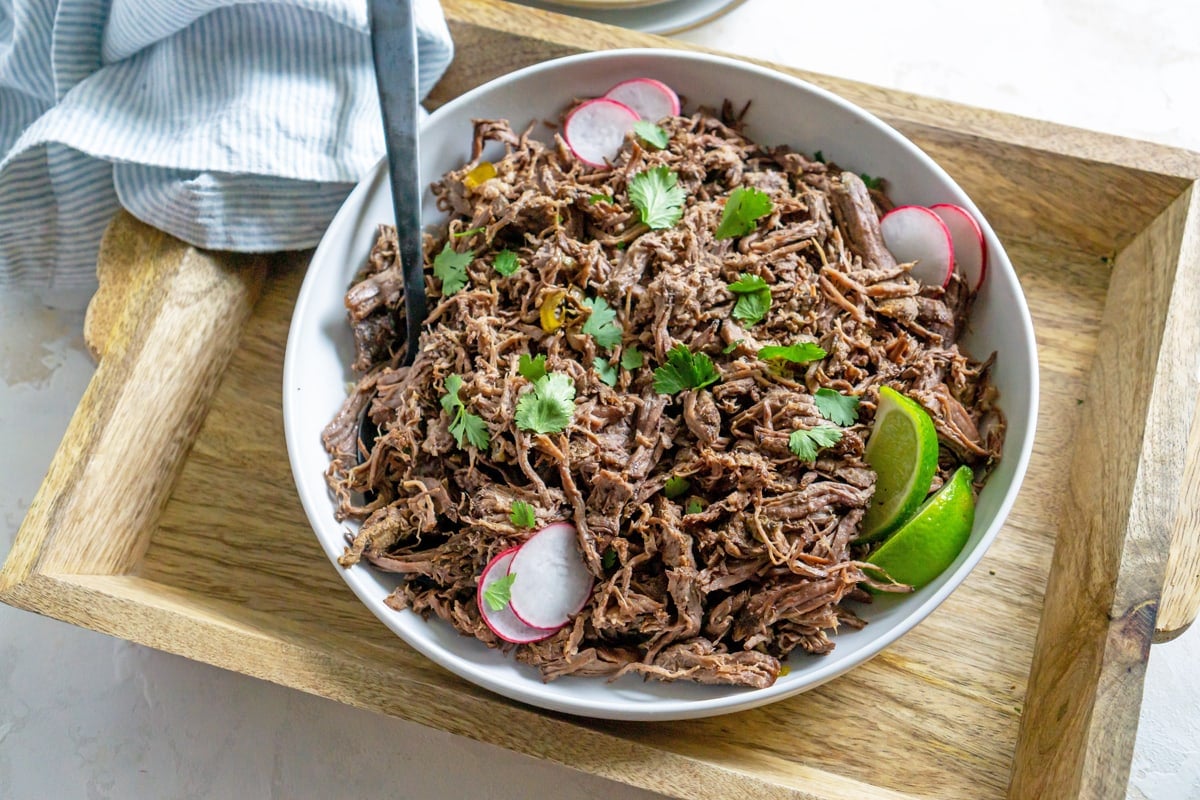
0,0,453,291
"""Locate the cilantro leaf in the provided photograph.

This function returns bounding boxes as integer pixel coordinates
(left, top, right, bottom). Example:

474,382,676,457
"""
510,500,536,529
727,273,772,326
515,373,576,434
813,150,825,163
601,548,617,570
582,296,622,350
518,353,547,382
860,172,883,190
685,498,705,515
727,273,769,293
433,243,473,296
732,292,771,326
441,373,465,416
788,426,843,462
441,374,489,450
588,193,611,205
493,249,519,277
633,120,669,150
664,476,691,499
727,273,768,294
594,357,618,387
452,226,485,239
653,344,721,394
722,338,744,355
758,342,827,364
715,186,773,240
483,572,516,611
814,388,860,426
450,410,490,451
620,347,644,370
628,166,686,230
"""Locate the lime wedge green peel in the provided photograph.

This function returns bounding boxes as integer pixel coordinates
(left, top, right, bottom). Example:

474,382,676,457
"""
857,386,939,543
865,465,976,589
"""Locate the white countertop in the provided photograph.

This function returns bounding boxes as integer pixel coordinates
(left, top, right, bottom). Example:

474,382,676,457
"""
2,1,1198,797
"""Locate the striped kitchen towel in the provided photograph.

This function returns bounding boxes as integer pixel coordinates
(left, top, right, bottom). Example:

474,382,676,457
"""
0,0,453,291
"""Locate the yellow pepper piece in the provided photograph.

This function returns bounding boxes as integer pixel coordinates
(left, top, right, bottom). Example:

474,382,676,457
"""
539,290,567,333
463,161,497,190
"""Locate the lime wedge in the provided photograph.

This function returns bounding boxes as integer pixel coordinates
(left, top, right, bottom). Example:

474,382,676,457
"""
857,386,939,542
865,465,975,589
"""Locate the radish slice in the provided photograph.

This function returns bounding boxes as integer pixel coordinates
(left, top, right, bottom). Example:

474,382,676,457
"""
563,98,639,167
507,522,594,630
929,203,987,291
880,205,955,287
603,78,681,122
477,548,558,644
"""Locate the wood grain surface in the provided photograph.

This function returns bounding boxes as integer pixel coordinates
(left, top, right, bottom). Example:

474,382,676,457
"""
1009,186,1200,797
0,214,271,587
3,3,1200,799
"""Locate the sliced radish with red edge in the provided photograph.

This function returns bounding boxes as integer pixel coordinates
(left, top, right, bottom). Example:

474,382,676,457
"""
603,78,681,123
507,522,594,630
563,98,639,167
880,205,955,287
477,547,558,644
929,203,987,291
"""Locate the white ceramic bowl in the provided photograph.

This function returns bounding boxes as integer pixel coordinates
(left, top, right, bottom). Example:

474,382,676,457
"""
283,49,1038,721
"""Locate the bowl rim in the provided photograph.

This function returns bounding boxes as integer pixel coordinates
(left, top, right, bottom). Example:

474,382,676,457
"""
283,47,1040,720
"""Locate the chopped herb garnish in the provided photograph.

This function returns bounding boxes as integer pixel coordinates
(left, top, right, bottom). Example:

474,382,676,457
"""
685,498,705,515
628,165,686,230
450,413,489,452
493,249,519,277
510,500,537,529
814,388,860,426
788,426,843,462
722,338,744,355
715,186,773,240
860,172,883,190
632,120,670,150
518,353,547,382
726,273,772,326
588,193,611,205
664,476,691,499
732,292,771,327
728,273,769,293
441,374,489,450
483,573,516,611
452,226,485,239
620,347,644,371
813,150,825,163
582,296,622,350
439,375,463,416
594,357,618,387
758,342,827,365
514,373,576,434
653,344,721,394
433,243,474,296
602,548,617,570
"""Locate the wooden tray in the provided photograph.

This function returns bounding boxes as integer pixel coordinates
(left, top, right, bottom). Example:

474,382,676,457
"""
4,2,1200,798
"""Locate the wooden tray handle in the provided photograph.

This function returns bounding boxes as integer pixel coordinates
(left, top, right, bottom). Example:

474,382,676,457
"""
1156,394,1200,641
31,211,272,577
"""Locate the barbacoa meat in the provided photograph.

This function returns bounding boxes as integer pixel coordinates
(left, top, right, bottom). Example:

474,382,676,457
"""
323,106,1005,688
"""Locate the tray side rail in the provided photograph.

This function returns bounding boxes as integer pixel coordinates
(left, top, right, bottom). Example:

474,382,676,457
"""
1009,185,1200,797
0,214,269,592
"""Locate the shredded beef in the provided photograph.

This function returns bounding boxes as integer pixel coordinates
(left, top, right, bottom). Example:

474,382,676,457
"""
322,105,1005,689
